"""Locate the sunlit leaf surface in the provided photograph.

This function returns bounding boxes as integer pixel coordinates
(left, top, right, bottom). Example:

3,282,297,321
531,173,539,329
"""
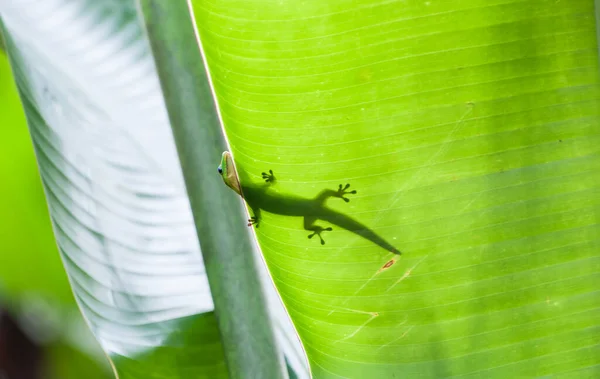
193,0,600,377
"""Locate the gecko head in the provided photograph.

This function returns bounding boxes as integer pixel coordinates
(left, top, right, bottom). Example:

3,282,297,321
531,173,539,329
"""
218,151,242,196
218,151,230,177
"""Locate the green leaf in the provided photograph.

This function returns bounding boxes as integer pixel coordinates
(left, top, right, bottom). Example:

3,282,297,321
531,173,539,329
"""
192,0,600,377
0,1,307,378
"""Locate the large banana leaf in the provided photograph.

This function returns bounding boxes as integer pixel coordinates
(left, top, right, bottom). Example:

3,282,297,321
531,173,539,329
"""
0,1,307,378
191,0,600,377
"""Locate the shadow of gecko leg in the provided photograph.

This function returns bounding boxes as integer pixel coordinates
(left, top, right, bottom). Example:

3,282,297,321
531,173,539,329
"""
304,215,333,245
304,184,356,245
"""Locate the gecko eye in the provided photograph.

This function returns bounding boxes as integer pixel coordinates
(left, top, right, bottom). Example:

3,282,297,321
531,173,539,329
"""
217,166,223,174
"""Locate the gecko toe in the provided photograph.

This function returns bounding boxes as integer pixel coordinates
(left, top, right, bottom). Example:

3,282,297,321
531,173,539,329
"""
261,170,276,183
307,226,332,246
336,183,357,201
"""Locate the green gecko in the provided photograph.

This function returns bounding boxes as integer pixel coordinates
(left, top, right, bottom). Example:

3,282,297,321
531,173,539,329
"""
218,151,401,255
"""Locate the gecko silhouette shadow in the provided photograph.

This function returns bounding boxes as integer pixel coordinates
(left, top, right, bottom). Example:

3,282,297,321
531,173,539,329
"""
237,170,401,255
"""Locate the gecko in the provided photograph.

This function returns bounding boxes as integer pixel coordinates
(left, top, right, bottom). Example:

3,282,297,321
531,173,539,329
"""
218,151,400,255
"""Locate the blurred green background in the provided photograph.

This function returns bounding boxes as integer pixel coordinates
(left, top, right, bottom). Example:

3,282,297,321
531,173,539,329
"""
0,50,111,379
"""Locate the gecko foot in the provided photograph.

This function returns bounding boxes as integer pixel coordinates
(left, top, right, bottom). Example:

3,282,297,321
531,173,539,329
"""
248,217,259,228
307,226,333,245
336,183,357,203
261,170,276,183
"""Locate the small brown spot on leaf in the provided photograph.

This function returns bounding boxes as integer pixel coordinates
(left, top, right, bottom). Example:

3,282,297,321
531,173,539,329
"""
377,256,400,274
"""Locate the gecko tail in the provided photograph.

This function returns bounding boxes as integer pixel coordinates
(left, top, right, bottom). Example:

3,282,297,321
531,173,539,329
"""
321,211,402,255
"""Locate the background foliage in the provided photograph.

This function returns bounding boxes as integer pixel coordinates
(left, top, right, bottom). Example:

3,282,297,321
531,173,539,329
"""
0,48,111,379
